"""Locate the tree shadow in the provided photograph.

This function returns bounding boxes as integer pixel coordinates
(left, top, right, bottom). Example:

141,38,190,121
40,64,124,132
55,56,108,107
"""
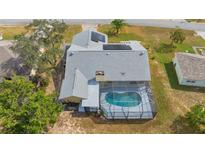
164,62,205,93
51,51,67,93
170,115,201,134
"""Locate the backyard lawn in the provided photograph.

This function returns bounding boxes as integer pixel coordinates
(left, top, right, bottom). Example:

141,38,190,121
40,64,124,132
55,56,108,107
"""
50,25,205,134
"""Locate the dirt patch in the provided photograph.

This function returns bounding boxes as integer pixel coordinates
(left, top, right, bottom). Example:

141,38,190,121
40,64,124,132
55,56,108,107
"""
48,111,86,134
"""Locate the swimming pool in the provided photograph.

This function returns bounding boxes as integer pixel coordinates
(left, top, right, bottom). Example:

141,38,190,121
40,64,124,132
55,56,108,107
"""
105,92,142,107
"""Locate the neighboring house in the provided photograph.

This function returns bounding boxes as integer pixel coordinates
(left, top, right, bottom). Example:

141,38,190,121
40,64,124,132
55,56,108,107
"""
59,30,156,119
0,41,28,82
173,52,205,87
0,41,17,81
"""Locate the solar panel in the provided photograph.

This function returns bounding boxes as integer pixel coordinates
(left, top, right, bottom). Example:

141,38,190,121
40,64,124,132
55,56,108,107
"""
103,44,132,50
91,31,105,43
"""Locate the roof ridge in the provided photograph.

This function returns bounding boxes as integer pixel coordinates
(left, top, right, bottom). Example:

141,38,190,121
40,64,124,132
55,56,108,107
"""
176,52,205,59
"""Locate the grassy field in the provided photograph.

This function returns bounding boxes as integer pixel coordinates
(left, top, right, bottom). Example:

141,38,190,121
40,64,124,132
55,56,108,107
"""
186,19,205,23
0,25,82,42
0,26,27,40
98,24,205,63
63,25,82,43
50,25,205,134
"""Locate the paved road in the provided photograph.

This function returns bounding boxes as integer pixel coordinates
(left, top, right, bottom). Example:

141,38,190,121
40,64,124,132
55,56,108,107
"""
1,19,205,31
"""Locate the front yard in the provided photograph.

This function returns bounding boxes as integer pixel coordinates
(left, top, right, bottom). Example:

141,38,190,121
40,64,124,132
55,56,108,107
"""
50,25,205,133
0,26,26,40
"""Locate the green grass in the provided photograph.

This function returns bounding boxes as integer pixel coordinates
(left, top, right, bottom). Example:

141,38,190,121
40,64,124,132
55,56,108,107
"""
0,26,27,40
150,64,174,124
63,25,82,43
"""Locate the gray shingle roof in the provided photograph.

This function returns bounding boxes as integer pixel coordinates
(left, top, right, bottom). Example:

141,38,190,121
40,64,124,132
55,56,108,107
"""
0,46,17,81
59,31,151,100
175,52,205,80
67,50,150,81
59,69,88,99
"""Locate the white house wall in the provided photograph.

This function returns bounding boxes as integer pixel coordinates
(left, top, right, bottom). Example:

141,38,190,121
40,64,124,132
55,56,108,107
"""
180,79,205,87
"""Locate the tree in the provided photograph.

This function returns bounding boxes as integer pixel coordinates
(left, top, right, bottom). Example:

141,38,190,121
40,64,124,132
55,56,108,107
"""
170,29,186,45
13,34,40,70
186,104,205,130
111,19,127,35
13,19,67,74
0,76,62,133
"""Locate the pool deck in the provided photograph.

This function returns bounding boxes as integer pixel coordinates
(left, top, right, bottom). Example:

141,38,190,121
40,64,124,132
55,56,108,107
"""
82,81,99,108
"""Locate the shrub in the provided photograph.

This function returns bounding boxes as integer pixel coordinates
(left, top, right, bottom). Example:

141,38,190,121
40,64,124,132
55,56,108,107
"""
157,43,176,53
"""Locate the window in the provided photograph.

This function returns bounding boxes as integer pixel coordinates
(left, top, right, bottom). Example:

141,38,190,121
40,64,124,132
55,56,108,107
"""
129,81,137,84
91,31,105,43
186,80,196,83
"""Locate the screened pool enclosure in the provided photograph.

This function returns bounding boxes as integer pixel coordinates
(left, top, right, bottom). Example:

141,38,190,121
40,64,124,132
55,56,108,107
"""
100,81,156,120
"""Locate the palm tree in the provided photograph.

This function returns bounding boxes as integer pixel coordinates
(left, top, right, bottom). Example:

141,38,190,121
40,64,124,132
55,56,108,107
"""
111,19,127,35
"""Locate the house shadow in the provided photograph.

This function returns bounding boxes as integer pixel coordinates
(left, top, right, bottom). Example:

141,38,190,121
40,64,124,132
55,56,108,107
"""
51,59,65,93
70,110,152,125
51,48,68,93
89,116,152,125
164,62,205,93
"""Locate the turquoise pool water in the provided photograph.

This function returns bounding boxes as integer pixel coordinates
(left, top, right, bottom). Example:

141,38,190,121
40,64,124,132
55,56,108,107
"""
105,92,142,107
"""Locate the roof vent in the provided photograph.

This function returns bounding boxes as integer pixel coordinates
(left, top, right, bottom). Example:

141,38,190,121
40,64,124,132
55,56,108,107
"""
69,51,74,56
120,72,126,75
139,52,144,56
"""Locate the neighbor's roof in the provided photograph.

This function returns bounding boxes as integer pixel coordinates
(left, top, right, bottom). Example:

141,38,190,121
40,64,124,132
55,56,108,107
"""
175,52,205,80
0,46,18,81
